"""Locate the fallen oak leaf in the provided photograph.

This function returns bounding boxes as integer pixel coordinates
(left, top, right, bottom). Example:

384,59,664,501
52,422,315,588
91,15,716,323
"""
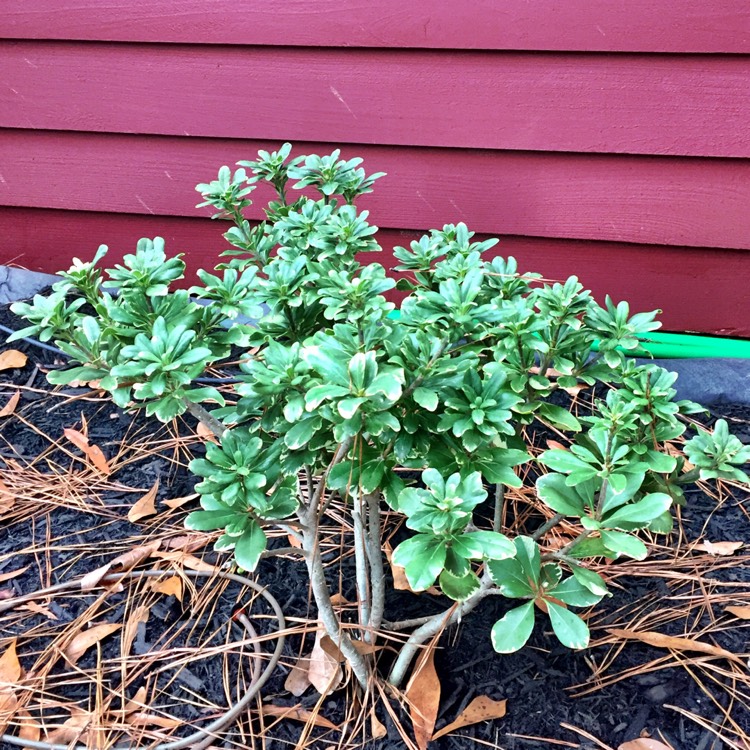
607,628,744,665
258,703,338,730
725,606,750,620
405,646,440,750
64,623,121,664
80,541,161,590
127,479,159,523
0,391,20,418
432,695,507,740
0,350,27,371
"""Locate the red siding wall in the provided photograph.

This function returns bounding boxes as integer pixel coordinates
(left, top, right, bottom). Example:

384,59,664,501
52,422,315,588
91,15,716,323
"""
0,1,749,335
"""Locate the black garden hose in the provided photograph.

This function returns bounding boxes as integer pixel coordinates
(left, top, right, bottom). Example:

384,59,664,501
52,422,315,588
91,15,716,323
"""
0,568,286,750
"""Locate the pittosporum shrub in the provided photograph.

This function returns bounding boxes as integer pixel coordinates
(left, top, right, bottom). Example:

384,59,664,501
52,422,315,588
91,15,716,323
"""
11,144,750,691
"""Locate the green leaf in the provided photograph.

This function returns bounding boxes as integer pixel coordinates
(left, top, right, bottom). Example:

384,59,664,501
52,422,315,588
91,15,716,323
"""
539,449,592,475
462,531,515,560
392,534,447,591
603,493,672,530
644,449,677,474
513,536,541,586
546,601,590,649
439,569,481,601
600,530,648,560
548,577,603,607
185,509,238,531
284,418,320,449
491,602,536,653
234,520,267,572
536,473,587,516
487,558,534,598
413,387,439,412
537,402,581,432
365,371,404,401
647,510,674,534
570,566,609,597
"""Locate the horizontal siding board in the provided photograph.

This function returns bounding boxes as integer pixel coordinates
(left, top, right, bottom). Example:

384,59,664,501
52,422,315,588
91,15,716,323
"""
2,207,748,337
1,131,750,251
1,0,749,53
3,44,750,158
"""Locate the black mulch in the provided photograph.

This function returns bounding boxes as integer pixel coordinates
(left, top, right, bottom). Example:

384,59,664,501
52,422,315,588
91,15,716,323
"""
1,303,749,750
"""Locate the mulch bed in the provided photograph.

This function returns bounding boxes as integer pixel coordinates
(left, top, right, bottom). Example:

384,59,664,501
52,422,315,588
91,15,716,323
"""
1,301,749,750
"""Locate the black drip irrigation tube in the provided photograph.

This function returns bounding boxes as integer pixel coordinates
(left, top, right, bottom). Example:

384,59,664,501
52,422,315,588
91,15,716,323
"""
0,569,286,750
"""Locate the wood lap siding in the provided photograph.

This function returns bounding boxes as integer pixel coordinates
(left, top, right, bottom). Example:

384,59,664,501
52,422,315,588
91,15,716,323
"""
0,2,748,335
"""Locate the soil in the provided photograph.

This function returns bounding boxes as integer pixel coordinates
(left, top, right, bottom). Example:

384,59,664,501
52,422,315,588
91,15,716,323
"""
1,301,749,750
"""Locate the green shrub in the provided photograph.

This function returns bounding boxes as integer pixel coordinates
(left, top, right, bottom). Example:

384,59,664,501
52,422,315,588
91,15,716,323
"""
12,144,749,690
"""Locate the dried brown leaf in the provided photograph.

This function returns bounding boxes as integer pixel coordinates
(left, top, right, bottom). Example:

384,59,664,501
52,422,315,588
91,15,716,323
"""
618,740,674,750
433,695,507,740
161,493,199,510
151,550,219,573
15,708,41,744
123,686,147,715
308,630,342,695
287,532,302,549
44,707,91,745
63,428,111,475
161,533,210,552
385,541,412,592
0,350,27,371
0,391,20,418
149,575,183,601
406,646,440,750
725,605,750,620
196,421,219,443
0,640,21,683
80,542,161,590
0,480,16,513
129,712,181,729
607,628,743,664
694,540,743,556
259,703,338,730
122,605,151,657
19,602,58,620
370,709,387,740
284,656,312,697
64,623,121,664
127,479,159,523
0,566,29,583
